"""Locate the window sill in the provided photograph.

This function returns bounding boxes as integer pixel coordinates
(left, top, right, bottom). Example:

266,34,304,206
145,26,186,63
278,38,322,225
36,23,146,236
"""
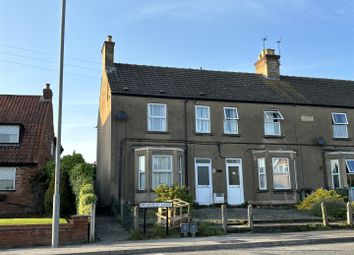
223,134,241,137
264,135,284,139
272,189,293,193
256,189,269,193
136,189,147,193
0,143,20,146
333,137,351,141
146,131,169,135
195,133,213,136
0,189,16,192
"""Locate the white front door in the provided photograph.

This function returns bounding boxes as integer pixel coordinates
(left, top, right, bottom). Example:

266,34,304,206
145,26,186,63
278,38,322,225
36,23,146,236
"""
226,159,244,205
195,158,212,205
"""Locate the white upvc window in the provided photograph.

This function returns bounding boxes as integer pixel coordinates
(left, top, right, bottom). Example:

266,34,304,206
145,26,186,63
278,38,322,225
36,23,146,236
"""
332,113,348,138
0,125,20,143
345,159,354,174
152,155,173,189
0,167,16,190
195,105,210,133
138,155,146,190
330,159,341,189
264,110,284,136
178,156,183,187
147,103,167,132
257,158,267,190
224,107,239,134
272,157,291,189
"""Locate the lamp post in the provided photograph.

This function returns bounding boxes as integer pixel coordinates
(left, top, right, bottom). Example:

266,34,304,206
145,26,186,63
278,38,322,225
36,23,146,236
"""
52,0,66,248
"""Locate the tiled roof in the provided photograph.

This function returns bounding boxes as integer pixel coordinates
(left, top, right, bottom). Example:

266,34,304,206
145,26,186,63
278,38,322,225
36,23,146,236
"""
0,95,52,164
108,63,354,108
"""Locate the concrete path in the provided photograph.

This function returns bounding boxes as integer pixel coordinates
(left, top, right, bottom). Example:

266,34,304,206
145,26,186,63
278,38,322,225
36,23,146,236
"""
95,215,129,242
2,230,354,255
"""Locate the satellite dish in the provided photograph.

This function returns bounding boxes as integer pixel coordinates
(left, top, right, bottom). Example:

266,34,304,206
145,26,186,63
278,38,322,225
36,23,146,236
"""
115,111,128,120
317,136,326,145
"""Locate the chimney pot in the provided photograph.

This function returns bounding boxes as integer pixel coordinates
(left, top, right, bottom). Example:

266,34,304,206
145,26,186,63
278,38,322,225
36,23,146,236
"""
107,35,112,42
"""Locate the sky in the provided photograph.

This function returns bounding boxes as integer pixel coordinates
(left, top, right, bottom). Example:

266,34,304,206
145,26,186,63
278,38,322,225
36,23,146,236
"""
0,0,354,163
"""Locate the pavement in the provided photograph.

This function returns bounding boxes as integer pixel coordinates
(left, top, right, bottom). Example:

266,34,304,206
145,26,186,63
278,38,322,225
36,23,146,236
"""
96,215,129,242
1,230,354,255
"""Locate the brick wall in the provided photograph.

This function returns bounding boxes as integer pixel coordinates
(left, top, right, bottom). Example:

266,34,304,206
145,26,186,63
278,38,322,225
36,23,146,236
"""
0,215,89,248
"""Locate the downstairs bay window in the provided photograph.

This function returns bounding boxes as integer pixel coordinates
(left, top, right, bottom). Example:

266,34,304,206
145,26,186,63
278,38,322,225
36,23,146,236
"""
152,155,173,188
272,157,291,189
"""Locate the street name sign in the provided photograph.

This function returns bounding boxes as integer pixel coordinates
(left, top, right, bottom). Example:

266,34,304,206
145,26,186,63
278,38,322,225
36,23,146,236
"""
139,202,173,208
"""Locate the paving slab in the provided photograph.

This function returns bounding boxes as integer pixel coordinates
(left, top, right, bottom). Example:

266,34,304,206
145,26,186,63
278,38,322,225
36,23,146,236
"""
95,215,129,242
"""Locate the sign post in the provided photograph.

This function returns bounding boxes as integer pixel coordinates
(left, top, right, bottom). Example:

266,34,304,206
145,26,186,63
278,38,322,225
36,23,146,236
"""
139,202,173,236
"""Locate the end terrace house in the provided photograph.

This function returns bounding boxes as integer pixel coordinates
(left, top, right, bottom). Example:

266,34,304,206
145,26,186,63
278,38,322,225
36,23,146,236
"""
96,36,354,207
0,84,55,216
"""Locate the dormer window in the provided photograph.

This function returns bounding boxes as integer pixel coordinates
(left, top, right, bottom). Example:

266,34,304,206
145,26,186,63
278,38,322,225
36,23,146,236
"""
264,110,284,136
0,125,20,144
332,113,348,139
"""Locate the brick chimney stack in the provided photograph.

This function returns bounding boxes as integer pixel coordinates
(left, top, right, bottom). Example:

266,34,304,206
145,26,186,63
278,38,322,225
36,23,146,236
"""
101,35,115,72
43,83,52,101
255,49,280,80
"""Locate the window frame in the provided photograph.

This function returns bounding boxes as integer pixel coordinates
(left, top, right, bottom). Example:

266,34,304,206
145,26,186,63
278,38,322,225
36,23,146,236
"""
138,155,146,190
0,167,16,191
147,103,167,132
272,157,291,190
223,107,239,134
264,110,284,136
331,112,349,139
257,158,267,190
178,156,183,187
345,159,354,174
330,159,341,188
152,155,173,189
0,125,20,144
195,105,211,133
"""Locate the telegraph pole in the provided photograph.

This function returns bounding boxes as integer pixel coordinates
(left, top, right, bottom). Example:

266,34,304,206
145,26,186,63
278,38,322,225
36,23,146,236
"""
52,0,66,248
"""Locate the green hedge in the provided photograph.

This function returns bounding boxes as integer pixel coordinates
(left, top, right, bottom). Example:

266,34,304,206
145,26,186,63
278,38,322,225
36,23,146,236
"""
42,152,96,215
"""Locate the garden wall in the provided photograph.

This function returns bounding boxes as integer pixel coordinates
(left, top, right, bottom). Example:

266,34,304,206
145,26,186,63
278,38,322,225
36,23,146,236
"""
0,215,89,248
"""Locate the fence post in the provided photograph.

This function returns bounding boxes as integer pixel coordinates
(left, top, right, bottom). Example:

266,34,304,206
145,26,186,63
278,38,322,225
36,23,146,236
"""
89,203,96,242
347,202,353,226
321,202,328,227
221,204,227,233
133,206,139,230
248,204,254,232
120,198,124,222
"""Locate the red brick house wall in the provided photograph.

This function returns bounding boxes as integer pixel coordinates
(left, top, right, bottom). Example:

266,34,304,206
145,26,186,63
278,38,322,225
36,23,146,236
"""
0,85,55,217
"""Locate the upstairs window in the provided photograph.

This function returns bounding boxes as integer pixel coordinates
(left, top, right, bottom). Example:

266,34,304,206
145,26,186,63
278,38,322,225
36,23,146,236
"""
264,110,284,136
148,103,167,132
272,157,291,189
152,155,173,188
332,113,348,138
0,125,20,143
195,105,210,133
224,107,239,134
0,167,16,190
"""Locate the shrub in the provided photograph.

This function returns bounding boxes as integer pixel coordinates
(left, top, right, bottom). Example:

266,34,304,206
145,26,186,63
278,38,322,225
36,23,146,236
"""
79,193,97,215
155,184,193,204
44,172,76,216
128,229,145,240
296,188,344,210
310,199,347,218
197,222,224,236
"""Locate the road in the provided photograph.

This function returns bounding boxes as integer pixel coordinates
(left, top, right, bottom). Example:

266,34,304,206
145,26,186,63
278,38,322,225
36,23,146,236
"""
162,242,354,255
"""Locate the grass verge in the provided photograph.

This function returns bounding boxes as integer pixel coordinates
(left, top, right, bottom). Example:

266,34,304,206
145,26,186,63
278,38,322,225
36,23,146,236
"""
0,218,67,225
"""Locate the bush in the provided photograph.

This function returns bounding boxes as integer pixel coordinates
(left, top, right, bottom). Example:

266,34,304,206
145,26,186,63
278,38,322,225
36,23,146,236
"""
296,188,344,210
197,222,224,236
155,184,193,204
310,199,347,218
128,229,145,240
79,193,97,215
44,172,76,216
